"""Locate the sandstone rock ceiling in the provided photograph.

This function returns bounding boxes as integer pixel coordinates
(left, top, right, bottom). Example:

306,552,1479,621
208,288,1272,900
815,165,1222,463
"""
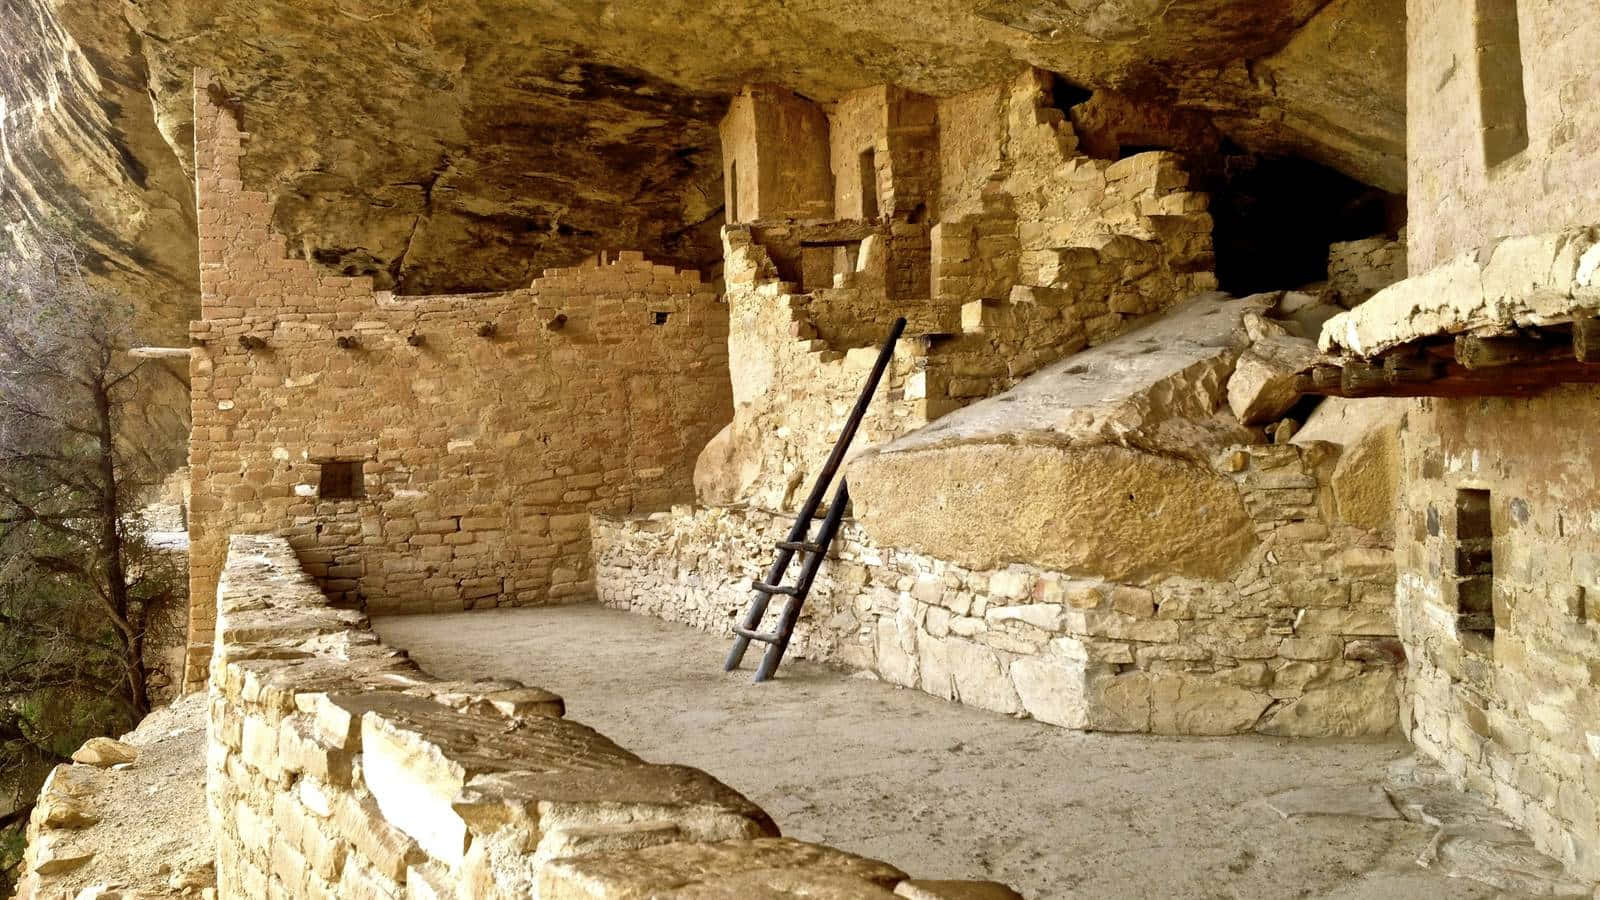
4,0,1404,313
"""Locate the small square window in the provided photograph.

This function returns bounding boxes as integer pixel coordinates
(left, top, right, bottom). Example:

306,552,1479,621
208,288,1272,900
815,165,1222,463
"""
1455,488,1494,638
318,460,364,500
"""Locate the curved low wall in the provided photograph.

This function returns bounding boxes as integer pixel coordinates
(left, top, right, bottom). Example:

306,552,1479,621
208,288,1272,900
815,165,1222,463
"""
207,534,1014,898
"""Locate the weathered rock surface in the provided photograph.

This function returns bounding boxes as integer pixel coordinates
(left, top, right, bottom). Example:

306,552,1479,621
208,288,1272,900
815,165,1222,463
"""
537,837,908,899
69,738,139,768
1227,311,1323,425
850,293,1265,580
1291,395,1407,536
16,694,214,900
4,0,1406,312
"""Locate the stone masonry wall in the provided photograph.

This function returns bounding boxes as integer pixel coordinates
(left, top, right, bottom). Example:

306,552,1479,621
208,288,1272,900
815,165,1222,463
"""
702,72,1220,517
931,71,1216,314
1397,388,1600,880
828,85,939,222
1327,233,1407,309
600,440,1401,737
185,79,730,689
720,84,833,224
208,533,1017,899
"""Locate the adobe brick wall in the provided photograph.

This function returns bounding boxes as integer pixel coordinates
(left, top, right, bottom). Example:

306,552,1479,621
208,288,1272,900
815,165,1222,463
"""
184,77,730,689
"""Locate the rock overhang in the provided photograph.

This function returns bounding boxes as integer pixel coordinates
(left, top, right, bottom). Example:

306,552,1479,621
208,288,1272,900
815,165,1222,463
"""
8,0,1407,312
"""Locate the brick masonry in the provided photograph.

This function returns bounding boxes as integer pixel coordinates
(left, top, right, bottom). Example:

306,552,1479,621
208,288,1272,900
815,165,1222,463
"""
184,77,730,689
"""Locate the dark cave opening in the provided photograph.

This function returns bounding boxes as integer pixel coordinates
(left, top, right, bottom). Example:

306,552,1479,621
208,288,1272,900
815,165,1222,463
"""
1197,148,1403,296
1046,76,1094,117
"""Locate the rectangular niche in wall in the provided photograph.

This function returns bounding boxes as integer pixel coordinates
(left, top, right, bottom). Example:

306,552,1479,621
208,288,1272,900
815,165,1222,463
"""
1475,0,1530,169
1455,488,1495,637
859,148,880,220
318,460,364,500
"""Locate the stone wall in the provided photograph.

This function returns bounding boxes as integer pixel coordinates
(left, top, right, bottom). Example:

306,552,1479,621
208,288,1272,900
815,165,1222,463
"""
827,85,939,221
720,84,834,223
931,71,1215,312
1326,232,1406,309
207,533,1016,899
1396,387,1600,880
603,298,1409,742
703,71,1221,518
185,79,730,689
598,435,1399,737
1407,0,1600,270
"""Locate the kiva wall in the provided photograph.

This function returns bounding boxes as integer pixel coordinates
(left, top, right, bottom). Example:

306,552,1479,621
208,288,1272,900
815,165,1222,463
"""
1397,388,1600,879
1407,0,1600,271
185,79,730,689
207,534,1017,898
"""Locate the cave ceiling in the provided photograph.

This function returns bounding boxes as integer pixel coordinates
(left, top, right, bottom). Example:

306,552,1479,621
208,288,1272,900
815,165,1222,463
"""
2,0,1404,326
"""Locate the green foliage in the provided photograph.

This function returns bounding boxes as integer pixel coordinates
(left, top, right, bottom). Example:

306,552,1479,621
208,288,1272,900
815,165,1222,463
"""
0,236,175,895
1,821,25,896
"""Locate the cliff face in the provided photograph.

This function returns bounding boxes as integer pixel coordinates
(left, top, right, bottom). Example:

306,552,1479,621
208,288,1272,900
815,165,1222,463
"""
2,0,1404,337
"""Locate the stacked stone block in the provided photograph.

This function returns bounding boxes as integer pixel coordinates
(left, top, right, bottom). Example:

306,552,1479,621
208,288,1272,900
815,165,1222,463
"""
184,77,731,690
1326,233,1407,308
207,533,1017,898
597,440,1401,737
932,71,1216,316
1396,389,1600,880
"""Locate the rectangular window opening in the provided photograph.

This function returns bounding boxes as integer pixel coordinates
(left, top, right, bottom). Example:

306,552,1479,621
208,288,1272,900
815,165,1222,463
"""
1455,488,1495,637
728,160,740,223
318,460,364,500
859,148,879,220
1475,0,1530,169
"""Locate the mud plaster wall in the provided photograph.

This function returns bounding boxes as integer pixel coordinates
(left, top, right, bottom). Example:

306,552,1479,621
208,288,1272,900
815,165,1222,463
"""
1397,388,1600,879
184,81,730,689
1407,0,1600,271
720,85,833,223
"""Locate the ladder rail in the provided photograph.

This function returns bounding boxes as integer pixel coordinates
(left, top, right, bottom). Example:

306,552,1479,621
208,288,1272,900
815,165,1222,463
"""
753,481,851,682
724,316,907,675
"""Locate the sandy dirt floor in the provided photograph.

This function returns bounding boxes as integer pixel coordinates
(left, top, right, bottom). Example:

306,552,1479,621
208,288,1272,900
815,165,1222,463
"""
22,692,213,897
372,605,1554,900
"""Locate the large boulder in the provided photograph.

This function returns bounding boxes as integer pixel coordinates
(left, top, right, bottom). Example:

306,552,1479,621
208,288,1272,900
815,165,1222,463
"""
1291,396,1409,536
850,294,1265,582
1226,315,1323,425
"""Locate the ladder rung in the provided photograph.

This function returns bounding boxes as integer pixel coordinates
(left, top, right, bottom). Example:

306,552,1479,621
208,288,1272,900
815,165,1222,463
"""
733,625,779,643
751,581,801,596
776,540,826,554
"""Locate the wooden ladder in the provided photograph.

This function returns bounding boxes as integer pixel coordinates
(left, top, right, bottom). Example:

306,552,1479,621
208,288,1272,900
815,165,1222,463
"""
724,317,906,682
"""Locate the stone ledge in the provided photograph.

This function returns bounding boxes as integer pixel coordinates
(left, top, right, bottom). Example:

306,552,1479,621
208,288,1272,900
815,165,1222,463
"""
1320,226,1600,358
208,533,1017,898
